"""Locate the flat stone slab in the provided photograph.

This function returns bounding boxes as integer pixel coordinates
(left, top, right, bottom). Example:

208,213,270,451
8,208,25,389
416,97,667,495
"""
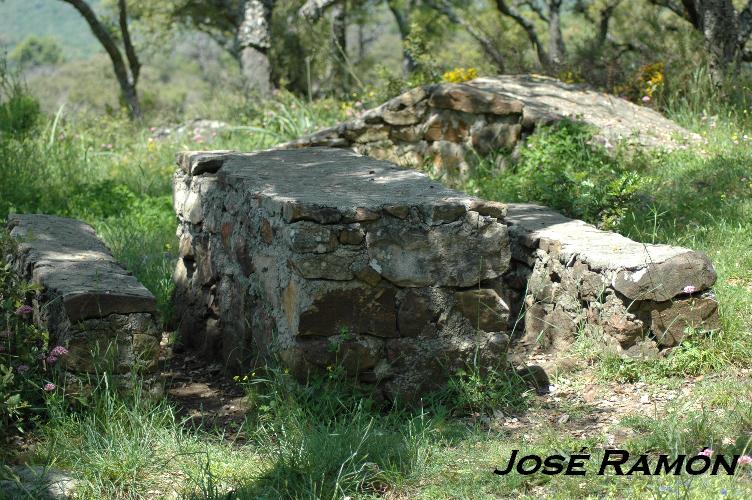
470,75,701,150
504,204,719,357
8,215,157,321
173,147,512,397
6,214,160,373
505,204,716,302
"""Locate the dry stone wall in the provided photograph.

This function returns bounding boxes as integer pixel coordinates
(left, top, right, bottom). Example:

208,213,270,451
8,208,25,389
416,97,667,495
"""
6,215,160,373
504,204,719,360
172,147,513,398
282,75,701,182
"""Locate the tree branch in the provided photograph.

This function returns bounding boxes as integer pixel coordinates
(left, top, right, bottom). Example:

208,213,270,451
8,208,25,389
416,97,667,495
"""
739,0,752,45
495,0,551,68
60,0,130,85
426,0,506,72
118,0,140,85
299,0,339,21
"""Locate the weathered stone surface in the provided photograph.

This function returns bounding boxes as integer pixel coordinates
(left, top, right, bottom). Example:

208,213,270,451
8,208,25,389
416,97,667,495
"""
6,215,160,374
504,203,719,359
0,466,76,500
454,288,509,332
280,75,699,183
428,83,524,115
469,74,701,150
397,290,437,337
648,294,720,347
173,148,511,397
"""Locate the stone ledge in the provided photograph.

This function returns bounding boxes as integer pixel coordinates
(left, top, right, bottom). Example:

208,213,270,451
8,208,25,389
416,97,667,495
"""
173,147,512,398
279,75,702,182
6,214,160,373
504,204,719,357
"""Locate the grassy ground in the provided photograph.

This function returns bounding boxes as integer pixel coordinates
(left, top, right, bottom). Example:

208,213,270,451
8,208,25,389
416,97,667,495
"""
2,86,752,498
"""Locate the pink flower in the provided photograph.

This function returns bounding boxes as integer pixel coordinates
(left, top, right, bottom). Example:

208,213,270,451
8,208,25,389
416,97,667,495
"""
192,134,204,143
46,355,58,364
699,448,713,457
15,305,33,315
683,285,697,294
642,95,651,103
739,455,752,465
43,383,56,392
17,364,29,374
50,346,69,357
149,126,157,132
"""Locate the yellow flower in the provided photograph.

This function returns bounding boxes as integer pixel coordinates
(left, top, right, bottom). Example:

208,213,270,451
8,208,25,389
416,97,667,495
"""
442,67,478,83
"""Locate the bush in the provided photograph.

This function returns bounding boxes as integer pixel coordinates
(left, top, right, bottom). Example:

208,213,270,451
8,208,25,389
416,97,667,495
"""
9,36,64,69
467,120,647,229
0,57,40,136
0,232,67,445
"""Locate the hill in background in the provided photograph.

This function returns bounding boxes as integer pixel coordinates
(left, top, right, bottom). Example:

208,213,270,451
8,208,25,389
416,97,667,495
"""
0,0,99,59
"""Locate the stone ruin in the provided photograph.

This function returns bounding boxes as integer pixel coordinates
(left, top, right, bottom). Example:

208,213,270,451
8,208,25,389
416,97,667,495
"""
0,77,719,399
5,215,160,375
282,74,702,182
173,147,719,398
172,148,511,397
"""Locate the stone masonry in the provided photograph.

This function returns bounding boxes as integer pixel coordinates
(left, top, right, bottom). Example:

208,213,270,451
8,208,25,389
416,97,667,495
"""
282,75,701,182
6,215,160,373
173,149,720,395
505,204,719,360
172,147,512,398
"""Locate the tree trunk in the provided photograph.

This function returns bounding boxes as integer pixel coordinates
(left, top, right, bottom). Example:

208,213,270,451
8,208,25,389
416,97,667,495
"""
331,1,349,93
547,0,566,67
387,0,416,75
695,0,739,85
59,0,142,119
237,0,273,95
495,0,553,71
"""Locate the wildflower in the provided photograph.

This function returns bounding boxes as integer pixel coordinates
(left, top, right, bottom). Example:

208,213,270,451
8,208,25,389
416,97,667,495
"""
683,285,697,294
46,355,58,364
149,126,157,132
739,455,752,465
698,448,713,457
15,305,33,315
50,346,69,357
17,364,29,374
642,95,651,103
43,383,56,392
192,133,204,143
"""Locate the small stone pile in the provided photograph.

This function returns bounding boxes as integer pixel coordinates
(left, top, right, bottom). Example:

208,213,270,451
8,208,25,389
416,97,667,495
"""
282,74,701,181
6,215,160,374
173,147,512,398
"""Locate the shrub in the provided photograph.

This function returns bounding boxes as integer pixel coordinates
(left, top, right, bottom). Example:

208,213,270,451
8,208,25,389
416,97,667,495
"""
0,232,66,445
467,120,647,229
0,57,40,136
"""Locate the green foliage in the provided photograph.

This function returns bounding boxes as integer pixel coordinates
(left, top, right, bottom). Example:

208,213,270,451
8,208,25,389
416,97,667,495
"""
0,57,41,135
467,120,646,228
430,365,532,417
9,36,64,68
0,232,62,445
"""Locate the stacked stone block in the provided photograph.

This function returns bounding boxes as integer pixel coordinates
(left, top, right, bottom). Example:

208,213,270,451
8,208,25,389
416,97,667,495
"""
504,204,719,359
6,215,160,373
172,148,512,397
